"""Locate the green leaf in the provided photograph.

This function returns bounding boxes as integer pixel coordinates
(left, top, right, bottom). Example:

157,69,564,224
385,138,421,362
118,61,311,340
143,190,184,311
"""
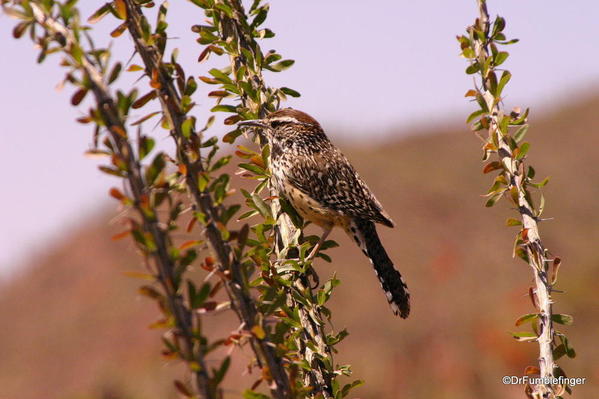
553,344,567,360
108,62,122,85
466,63,480,74
265,59,295,72
466,109,484,124
213,356,231,385
210,155,231,171
516,142,530,160
138,136,155,160
242,391,270,399
496,70,511,97
513,125,529,143
146,153,166,185
530,176,550,188
552,314,574,325
485,190,504,207
505,218,522,227
280,87,301,97
251,194,273,220
211,104,237,113
515,313,538,326
88,3,112,23
238,163,266,175
215,3,233,17
191,282,211,309
494,51,509,66
208,67,232,83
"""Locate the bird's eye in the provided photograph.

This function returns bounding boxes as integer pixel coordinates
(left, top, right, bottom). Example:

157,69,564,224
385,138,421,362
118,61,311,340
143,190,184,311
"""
270,120,285,128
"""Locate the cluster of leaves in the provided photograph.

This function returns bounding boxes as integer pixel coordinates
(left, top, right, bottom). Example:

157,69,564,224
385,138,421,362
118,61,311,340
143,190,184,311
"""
187,1,362,398
4,0,361,398
459,2,574,398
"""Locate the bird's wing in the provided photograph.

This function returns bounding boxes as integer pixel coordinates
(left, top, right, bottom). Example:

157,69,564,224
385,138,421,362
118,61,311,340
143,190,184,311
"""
285,145,394,227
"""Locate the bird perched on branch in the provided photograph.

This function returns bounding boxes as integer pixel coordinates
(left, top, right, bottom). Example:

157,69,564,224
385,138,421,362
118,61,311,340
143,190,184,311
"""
238,108,410,318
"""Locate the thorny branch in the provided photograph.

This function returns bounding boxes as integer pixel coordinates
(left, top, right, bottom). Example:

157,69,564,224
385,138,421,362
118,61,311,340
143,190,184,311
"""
24,3,216,397
121,1,292,398
468,1,566,397
216,0,335,396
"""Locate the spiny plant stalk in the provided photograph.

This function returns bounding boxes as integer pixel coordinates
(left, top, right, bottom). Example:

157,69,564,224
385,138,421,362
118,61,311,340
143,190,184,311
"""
189,0,361,397
459,1,575,398
211,0,335,395
3,1,219,397
118,1,292,397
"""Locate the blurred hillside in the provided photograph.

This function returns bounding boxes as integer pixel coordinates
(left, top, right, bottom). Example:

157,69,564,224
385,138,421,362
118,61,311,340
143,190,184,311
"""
0,95,597,399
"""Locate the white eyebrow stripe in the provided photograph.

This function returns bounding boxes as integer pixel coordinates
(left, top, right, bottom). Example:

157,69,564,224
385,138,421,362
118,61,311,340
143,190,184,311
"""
268,116,299,123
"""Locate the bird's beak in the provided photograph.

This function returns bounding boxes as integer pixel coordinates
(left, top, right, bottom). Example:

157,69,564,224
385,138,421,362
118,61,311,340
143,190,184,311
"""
238,119,268,129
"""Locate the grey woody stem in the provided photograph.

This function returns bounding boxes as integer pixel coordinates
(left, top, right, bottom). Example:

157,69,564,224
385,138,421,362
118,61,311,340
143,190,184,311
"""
28,4,216,398
121,1,293,398
474,1,556,397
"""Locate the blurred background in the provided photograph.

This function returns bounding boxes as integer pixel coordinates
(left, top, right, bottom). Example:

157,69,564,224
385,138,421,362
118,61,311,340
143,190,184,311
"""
0,1,598,398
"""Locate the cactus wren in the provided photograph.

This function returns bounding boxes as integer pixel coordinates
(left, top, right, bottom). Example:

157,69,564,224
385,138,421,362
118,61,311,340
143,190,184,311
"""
239,108,410,318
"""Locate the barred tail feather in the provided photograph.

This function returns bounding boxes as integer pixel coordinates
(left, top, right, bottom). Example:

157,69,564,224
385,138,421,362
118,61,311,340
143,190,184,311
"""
349,219,410,318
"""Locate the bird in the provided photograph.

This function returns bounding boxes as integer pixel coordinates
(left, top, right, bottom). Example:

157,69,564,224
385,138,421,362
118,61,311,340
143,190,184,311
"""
238,108,410,318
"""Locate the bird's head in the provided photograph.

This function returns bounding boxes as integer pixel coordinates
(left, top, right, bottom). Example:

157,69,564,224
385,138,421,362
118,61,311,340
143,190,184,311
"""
237,108,321,136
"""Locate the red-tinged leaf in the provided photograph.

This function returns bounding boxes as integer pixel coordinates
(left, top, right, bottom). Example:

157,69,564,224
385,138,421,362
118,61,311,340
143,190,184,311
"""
110,22,128,37
251,378,263,391
109,125,127,138
529,287,539,310
521,228,529,242
161,350,177,360
483,161,501,174
109,187,125,200
209,280,223,297
515,313,538,326
198,301,217,313
186,217,196,233
88,3,111,23
224,115,241,125
12,22,28,38
250,155,265,168
76,116,92,124
127,64,144,72
174,380,192,397
550,257,561,284
132,90,157,108
71,88,88,106
223,129,242,143
198,75,219,84
208,90,229,98
111,230,130,240
114,0,127,19
179,240,203,250
150,69,161,89
138,285,162,299
464,89,477,97
131,111,161,126
148,319,171,329
198,46,212,63
506,218,522,226
524,366,540,376
205,256,215,267
235,150,252,159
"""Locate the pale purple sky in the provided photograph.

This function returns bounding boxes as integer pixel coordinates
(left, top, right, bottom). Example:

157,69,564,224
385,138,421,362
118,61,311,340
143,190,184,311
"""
1,1,598,275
